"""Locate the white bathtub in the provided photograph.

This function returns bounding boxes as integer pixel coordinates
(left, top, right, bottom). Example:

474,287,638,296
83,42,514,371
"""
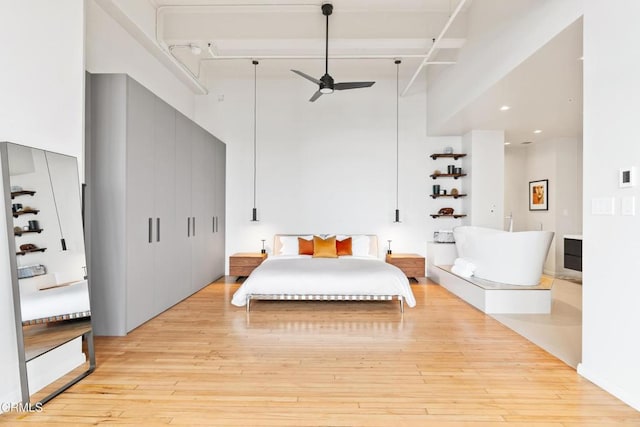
453,226,554,286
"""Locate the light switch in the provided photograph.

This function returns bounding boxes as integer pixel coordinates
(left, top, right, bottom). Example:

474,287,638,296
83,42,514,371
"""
622,196,636,216
591,197,615,215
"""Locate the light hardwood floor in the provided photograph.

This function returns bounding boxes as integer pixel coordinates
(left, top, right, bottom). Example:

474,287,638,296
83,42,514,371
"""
2,277,639,426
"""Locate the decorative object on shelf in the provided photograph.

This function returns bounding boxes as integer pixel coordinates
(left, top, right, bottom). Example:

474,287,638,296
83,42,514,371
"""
529,179,549,211
251,60,260,222
438,207,454,215
432,184,440,195
433,169,441,175
433,230,455,243
455,167,462,174
393,59,402,223
261,239,266,254
17,264,46,279
28,220,39,231
443,146,453,154
387,239,392,255
441,189,447,195
430,213,467,218
447,165,455,174
12,203,22,212
451,188,459,196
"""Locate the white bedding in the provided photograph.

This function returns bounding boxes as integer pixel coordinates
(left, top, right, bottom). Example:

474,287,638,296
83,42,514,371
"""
20,280,91,323
231,256,416,308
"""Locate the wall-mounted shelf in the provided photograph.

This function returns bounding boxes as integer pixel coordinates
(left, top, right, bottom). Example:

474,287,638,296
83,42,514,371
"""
13,209,39,218
430,153,467,160
430,173,467,180
11,190,36,199
430,194,467,199
430,214,467,219
14,229,43,236
16,247,47,256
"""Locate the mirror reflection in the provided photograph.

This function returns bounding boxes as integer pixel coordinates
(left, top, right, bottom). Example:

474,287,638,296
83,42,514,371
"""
2,142,94,406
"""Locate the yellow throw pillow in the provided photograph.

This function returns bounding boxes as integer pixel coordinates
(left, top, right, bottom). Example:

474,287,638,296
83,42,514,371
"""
313,235,338,258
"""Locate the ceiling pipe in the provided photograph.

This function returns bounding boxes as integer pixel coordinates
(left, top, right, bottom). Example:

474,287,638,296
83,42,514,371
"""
401,0,468,96
201,54,455,61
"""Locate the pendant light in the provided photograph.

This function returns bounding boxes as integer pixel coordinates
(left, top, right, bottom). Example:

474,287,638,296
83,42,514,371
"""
251,60,259,222
393,59,401,223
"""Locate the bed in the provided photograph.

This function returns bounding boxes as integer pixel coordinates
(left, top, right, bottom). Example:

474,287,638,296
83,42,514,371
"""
20,280,91,325
231,234,416,312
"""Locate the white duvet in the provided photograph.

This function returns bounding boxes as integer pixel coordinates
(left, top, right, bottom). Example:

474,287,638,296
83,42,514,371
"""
20,280,91,322
231,256,416,308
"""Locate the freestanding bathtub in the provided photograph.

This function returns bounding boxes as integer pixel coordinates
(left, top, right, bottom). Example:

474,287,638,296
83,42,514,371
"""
453,226,554,286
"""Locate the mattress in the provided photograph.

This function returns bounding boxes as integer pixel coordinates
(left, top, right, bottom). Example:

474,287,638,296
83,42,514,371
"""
231,255,416,308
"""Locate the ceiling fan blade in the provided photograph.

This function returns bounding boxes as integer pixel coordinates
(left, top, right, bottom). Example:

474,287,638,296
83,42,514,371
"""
291,69,321,85
309,90,323,102
334,82,376,90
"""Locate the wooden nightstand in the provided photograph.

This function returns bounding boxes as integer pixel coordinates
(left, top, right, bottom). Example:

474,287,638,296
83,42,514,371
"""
385,253,425,280
229,253,268,278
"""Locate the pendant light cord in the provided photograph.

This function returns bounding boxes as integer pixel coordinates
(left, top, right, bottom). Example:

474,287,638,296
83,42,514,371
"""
395,60,400,211
253,60,258,212
44,152,66,249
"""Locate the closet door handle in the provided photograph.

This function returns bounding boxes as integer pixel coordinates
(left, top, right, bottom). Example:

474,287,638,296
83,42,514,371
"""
192,217,196,236
212,216,215,233
156,218,160,242
187,217,191,237
148,218,152,243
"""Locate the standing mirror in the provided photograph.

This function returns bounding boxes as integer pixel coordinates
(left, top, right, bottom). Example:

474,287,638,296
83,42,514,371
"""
0,142,95,407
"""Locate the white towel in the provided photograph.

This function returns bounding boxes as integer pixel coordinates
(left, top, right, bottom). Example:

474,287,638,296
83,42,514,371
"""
451,258,476,278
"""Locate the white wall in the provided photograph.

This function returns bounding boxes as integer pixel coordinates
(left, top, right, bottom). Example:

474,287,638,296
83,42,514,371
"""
504,137,582,276
461,130,505,229
85,0,195,119
0,0,85,408
195,75,430,268
579,0,640,411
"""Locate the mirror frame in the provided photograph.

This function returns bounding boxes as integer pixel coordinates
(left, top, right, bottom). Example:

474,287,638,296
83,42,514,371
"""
0,141,95,408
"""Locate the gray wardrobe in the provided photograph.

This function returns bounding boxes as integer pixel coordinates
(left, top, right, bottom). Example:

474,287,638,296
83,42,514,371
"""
86,74,225,336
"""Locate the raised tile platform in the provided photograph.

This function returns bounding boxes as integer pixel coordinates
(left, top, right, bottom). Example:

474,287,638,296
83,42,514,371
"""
434,265,552,314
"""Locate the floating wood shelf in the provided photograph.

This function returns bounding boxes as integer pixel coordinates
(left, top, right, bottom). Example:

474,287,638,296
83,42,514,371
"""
12,209,39,218
14,228,43,236
430,214,467,219
430,153,467,160
16,247,47,256
430,173,467,180
10,190,36,199
430,194,467,199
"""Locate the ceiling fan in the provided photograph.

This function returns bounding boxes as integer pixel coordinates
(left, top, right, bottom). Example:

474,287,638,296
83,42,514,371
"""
291,2,375,102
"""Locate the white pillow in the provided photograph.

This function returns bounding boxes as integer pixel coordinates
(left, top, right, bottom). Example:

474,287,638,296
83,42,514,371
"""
350,235,371,257
279,236,299,255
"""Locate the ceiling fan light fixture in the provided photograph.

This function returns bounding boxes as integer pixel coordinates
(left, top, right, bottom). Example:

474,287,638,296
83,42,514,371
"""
320,87,333,94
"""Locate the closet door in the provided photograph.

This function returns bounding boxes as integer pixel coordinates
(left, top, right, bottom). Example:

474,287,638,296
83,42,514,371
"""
174,112,193,301
213,139,226,280
153,97,177,313
190,125,209,292
125,77,156,331
204,136,217,283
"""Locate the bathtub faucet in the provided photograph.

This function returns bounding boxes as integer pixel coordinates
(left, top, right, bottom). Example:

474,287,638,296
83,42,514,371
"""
505,212,513,232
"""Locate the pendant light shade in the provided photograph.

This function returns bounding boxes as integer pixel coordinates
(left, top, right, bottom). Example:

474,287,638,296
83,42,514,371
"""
251,60,259,222
393,59,401,223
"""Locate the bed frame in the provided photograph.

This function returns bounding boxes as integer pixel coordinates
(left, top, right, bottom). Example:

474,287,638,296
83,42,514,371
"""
245,234,405,313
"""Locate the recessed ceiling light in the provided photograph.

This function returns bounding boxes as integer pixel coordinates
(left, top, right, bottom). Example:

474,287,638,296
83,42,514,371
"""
500,105,511,111
533,129,542,134
504,142,511,145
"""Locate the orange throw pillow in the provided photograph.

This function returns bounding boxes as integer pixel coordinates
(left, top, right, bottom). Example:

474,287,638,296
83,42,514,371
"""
313,235,338,258
298,237,314,255
336,237,352,256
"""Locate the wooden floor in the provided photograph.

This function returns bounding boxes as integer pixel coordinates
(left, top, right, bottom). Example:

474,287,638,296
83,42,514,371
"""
3,278,639,426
